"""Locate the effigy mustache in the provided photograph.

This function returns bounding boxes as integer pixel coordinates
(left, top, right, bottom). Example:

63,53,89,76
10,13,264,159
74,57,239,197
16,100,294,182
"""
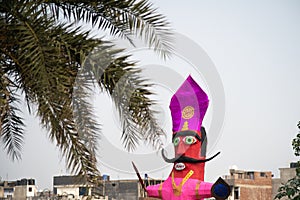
161,149,220,163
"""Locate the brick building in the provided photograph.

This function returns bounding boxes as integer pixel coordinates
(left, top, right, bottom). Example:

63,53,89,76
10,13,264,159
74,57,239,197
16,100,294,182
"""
224,169,272,200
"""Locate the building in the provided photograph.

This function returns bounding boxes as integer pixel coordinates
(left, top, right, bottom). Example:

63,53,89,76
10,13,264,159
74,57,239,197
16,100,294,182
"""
53,175,97,199
100,177,163,200
223,169,273,200
53,175,162,200
272,162,298,200
0,178,37,200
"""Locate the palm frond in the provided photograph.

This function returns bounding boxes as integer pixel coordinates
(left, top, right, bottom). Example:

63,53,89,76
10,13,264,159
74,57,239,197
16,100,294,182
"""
1,0,101,178
44,0,173,58
72,67,100,156
84,45,165,151
0,74,24,161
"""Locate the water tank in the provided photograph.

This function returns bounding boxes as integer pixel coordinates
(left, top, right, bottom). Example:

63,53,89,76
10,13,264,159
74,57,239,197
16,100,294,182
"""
20,179,28,185
28,179,35,185
102,174,110,181
290,162,299,168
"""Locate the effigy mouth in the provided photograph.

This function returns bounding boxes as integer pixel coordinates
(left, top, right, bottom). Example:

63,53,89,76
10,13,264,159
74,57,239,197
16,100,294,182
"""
161,149,220,163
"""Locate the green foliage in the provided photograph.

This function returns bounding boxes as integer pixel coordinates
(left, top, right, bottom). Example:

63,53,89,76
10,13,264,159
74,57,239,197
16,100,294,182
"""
293,122,300,157
275,122,300,200
275,177,300,199
0,0,173,182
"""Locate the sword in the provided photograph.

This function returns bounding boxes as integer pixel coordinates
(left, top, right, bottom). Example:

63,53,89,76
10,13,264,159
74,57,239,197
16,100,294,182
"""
131,161,146,191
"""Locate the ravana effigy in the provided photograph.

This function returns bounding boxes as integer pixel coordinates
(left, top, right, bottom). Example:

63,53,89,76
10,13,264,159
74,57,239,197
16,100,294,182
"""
138,75,230,200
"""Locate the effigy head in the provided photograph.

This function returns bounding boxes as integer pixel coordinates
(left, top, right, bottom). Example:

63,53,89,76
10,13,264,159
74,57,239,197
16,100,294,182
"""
162,74,208,160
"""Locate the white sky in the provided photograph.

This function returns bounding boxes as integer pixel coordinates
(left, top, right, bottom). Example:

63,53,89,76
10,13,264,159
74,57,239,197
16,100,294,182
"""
1,0,300,190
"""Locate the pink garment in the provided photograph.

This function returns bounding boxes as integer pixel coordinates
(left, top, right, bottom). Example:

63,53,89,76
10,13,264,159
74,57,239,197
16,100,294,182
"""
146,177,213,200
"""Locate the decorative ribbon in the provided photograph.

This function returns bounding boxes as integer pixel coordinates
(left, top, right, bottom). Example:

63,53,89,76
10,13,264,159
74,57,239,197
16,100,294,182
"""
172,170,194,196
195,181,201,199
158,182,163,198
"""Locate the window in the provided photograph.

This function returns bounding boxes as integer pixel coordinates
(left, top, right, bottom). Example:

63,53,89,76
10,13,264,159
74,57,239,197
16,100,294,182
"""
247,172,254,179
28,187,32,192
249,172,254,179
260,172,266,177
234,187,239,199
238,173,243,179
4,188,14,193
79,187,87,196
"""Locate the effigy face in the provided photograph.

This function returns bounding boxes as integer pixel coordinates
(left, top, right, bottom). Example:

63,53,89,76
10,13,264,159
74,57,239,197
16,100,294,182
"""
162,129,207,181
173,130,202,161
144,75,230,200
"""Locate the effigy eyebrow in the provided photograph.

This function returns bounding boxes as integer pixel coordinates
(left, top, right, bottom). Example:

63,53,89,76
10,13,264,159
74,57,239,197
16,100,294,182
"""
172,130,202,142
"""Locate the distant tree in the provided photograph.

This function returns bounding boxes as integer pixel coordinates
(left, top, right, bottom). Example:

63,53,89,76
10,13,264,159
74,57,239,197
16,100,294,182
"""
0,0,172,182
275,121,300,199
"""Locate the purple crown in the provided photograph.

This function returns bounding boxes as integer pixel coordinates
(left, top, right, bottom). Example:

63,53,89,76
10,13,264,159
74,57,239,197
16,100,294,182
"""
169,75,209,133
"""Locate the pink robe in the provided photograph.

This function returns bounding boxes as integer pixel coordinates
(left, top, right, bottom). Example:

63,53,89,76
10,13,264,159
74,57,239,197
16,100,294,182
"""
147,177,213,200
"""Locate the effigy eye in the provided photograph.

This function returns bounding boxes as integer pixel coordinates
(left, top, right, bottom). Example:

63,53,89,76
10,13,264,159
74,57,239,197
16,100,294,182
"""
183,136,197,145
173,137,180,146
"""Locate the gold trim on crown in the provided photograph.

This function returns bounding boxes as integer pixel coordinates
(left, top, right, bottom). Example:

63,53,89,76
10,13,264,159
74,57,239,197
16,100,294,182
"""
181,121,189,131
182,106,194,119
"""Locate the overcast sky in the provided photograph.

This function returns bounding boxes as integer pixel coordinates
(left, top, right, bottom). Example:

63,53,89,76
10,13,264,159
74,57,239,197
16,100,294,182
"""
1,0,300,190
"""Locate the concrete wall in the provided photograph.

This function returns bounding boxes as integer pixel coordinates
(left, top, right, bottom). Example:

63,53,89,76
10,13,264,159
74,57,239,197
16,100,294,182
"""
55,185,88,199
14,186,27,200
279,167,296,183
0,187,3,198
272,167,297,200
13,185,37,200
272,178,283,200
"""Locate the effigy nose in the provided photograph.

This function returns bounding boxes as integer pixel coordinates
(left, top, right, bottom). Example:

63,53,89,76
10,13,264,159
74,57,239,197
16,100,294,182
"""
176,141,188,156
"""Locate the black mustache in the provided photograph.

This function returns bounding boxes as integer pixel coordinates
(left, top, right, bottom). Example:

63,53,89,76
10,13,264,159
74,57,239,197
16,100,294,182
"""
161,149,220,163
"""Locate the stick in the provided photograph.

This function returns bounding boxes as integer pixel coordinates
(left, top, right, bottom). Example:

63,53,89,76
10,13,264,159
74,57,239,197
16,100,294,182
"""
131,161,146,191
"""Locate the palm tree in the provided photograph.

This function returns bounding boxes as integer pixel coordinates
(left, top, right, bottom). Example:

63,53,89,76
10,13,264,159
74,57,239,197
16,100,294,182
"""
0,0,173,182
